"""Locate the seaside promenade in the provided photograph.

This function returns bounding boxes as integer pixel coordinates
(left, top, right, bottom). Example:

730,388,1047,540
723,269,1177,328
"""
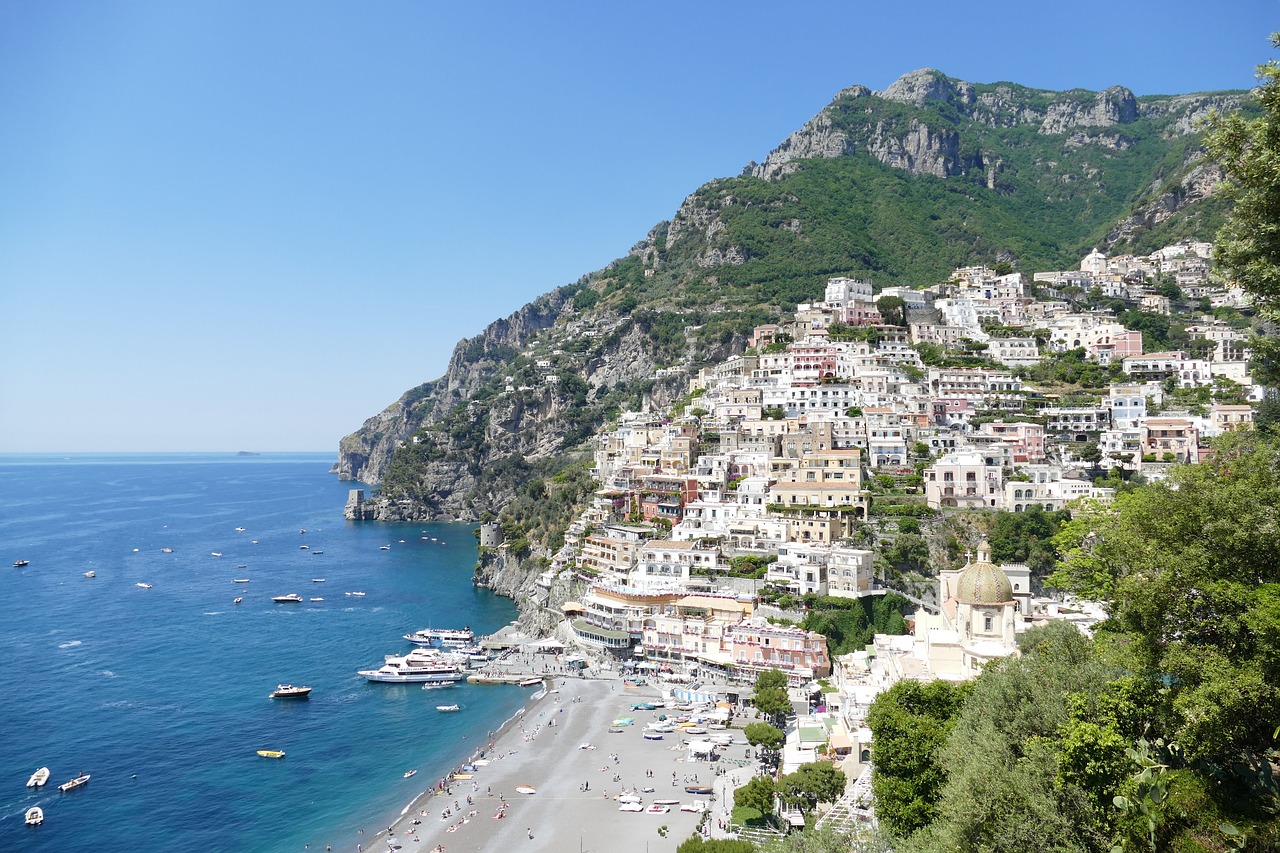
328,652,755,853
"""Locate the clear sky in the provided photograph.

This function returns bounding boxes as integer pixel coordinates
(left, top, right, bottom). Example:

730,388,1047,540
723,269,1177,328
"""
1,1,1274,452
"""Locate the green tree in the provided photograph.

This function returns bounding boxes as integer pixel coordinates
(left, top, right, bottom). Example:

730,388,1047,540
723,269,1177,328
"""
1050,431,1280,763
744,721,785,753
877,295,906,327
777,761,847,815
677,838,757,853
865,679,971,835
734,774,777,815
753,668,793,722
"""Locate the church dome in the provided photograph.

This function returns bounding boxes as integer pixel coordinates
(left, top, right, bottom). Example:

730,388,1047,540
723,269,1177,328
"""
954,541,1014,605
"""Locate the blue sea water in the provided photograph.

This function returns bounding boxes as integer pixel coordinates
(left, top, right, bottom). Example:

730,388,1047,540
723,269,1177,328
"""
0,453,526,852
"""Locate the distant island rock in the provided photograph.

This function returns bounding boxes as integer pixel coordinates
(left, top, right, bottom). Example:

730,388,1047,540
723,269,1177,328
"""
236,451,261,456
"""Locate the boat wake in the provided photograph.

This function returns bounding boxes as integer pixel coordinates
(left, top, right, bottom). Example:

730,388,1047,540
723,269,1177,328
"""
99,670,116,678
202,611,224,616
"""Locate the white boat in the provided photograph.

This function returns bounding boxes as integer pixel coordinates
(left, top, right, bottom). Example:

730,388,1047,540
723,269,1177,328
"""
233,578,250,583
358,649,468,684
347,591,365,597
403,769,417,779
421,681,457,690
272,593,303,603
269,684,312,699
136,582,153,589
299,544,309,550
618,802,643,812
514,785,536,795
211,552,223,557
311,578,325,582
27,767,49,788
235,527,245,532
233,597,243,604
646,804,670,814
379,545,391,550
680,801,708,813
59,773,90,792
161,548,173,553
84,571,95,578
617,794,642,804
13,560,29,567
519,677,542,687
403,627,475,647
25,806,43,826
436,704,460,712
309,597,324,602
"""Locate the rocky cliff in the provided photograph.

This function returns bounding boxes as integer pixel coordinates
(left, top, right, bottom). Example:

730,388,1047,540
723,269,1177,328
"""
337,68,1248,528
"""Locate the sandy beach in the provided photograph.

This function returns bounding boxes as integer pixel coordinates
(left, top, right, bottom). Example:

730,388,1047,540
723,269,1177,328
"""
349,677,733,853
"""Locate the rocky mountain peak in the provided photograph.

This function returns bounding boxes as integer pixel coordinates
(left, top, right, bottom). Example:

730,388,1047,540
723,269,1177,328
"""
877,68,975,108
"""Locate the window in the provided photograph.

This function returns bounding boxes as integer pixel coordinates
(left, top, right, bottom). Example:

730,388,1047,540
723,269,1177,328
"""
984,615,993,632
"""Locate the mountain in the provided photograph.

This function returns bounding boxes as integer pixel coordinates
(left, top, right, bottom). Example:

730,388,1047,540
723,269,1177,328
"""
334,68,1248,529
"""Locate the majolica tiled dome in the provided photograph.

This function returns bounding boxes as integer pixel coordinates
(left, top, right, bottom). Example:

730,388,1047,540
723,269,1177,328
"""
955,541,1014,605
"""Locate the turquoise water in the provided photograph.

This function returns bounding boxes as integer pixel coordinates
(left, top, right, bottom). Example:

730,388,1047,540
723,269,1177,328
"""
0,453,526,852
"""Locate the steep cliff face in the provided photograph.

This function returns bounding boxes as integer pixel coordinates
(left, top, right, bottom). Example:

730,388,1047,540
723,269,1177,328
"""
338,68,1249,526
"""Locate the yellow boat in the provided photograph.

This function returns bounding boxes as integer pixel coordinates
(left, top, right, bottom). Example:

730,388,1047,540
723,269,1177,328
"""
256,749,286,759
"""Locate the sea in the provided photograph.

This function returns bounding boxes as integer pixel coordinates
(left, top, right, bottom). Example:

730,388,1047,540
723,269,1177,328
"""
0,453,528,852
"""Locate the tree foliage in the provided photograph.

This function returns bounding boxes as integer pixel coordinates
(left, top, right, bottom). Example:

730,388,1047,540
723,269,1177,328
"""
777,761,847,815
865,679,971,835
744,721,785,752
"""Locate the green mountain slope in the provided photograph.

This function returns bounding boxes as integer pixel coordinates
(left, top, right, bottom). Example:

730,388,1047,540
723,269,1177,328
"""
334,69,1250,532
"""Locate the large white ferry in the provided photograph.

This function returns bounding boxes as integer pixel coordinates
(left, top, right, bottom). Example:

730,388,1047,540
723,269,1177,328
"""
402,626,475,648
358,648,468,684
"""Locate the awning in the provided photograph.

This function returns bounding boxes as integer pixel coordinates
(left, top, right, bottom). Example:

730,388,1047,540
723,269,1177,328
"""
829,731,852,751
561,601,585,611
526,637,566,650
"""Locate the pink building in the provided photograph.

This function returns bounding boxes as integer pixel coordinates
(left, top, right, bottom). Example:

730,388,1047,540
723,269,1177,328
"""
726,620,830,684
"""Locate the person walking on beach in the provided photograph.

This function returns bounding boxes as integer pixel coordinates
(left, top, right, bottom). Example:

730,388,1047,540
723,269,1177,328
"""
527,827,533,839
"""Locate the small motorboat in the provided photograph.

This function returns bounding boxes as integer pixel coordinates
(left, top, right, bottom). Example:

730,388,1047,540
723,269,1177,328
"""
235,527,245,532
24,806,43,826
379,545,391,550
422,682,456,690
136,582,153,589
514,785,536,795
84,571,95,578
685,785,713,795
272,593,303,603
13,560,30,567
618,802,643,812
643,732,663,740
653,798,680,805
617,794,641,804
403,769,417,779
233,597,243,604
436,704,460,712
347,591,365,597
269,684,312,699
161,548,173,553
299,545,309,550
311,578,326,582
211,552,223,557
59,773,90,792
309,597,324,602
311,550,323,555
680,801,708,813
519,678,542,687
256,750,285,759
234,578,250,583
607,727,624,734
27,767,50,788
646,804,670,814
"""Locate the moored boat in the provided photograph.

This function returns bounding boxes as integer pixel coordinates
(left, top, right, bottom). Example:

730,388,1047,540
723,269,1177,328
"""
59,773,90,792
436,704,460,712
269,684,312,699
402,627,475,647
27,767,50,788
403,769,417,778
514,785,536,794
272,593,303,603
25,806,43,826
646,803,670,814
256,749,285,758
83,570,95,578
358,648,468,684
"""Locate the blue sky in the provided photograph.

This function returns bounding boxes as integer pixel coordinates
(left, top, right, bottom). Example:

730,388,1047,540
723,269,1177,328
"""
1,1,1274,452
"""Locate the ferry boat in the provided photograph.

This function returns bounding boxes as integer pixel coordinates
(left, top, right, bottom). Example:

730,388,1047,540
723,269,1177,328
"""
358,648,468,684
59,773,90,792
269,684,312,699
272,593,303,603
25,806,43,826
27,767,49,788
403,626,475,648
